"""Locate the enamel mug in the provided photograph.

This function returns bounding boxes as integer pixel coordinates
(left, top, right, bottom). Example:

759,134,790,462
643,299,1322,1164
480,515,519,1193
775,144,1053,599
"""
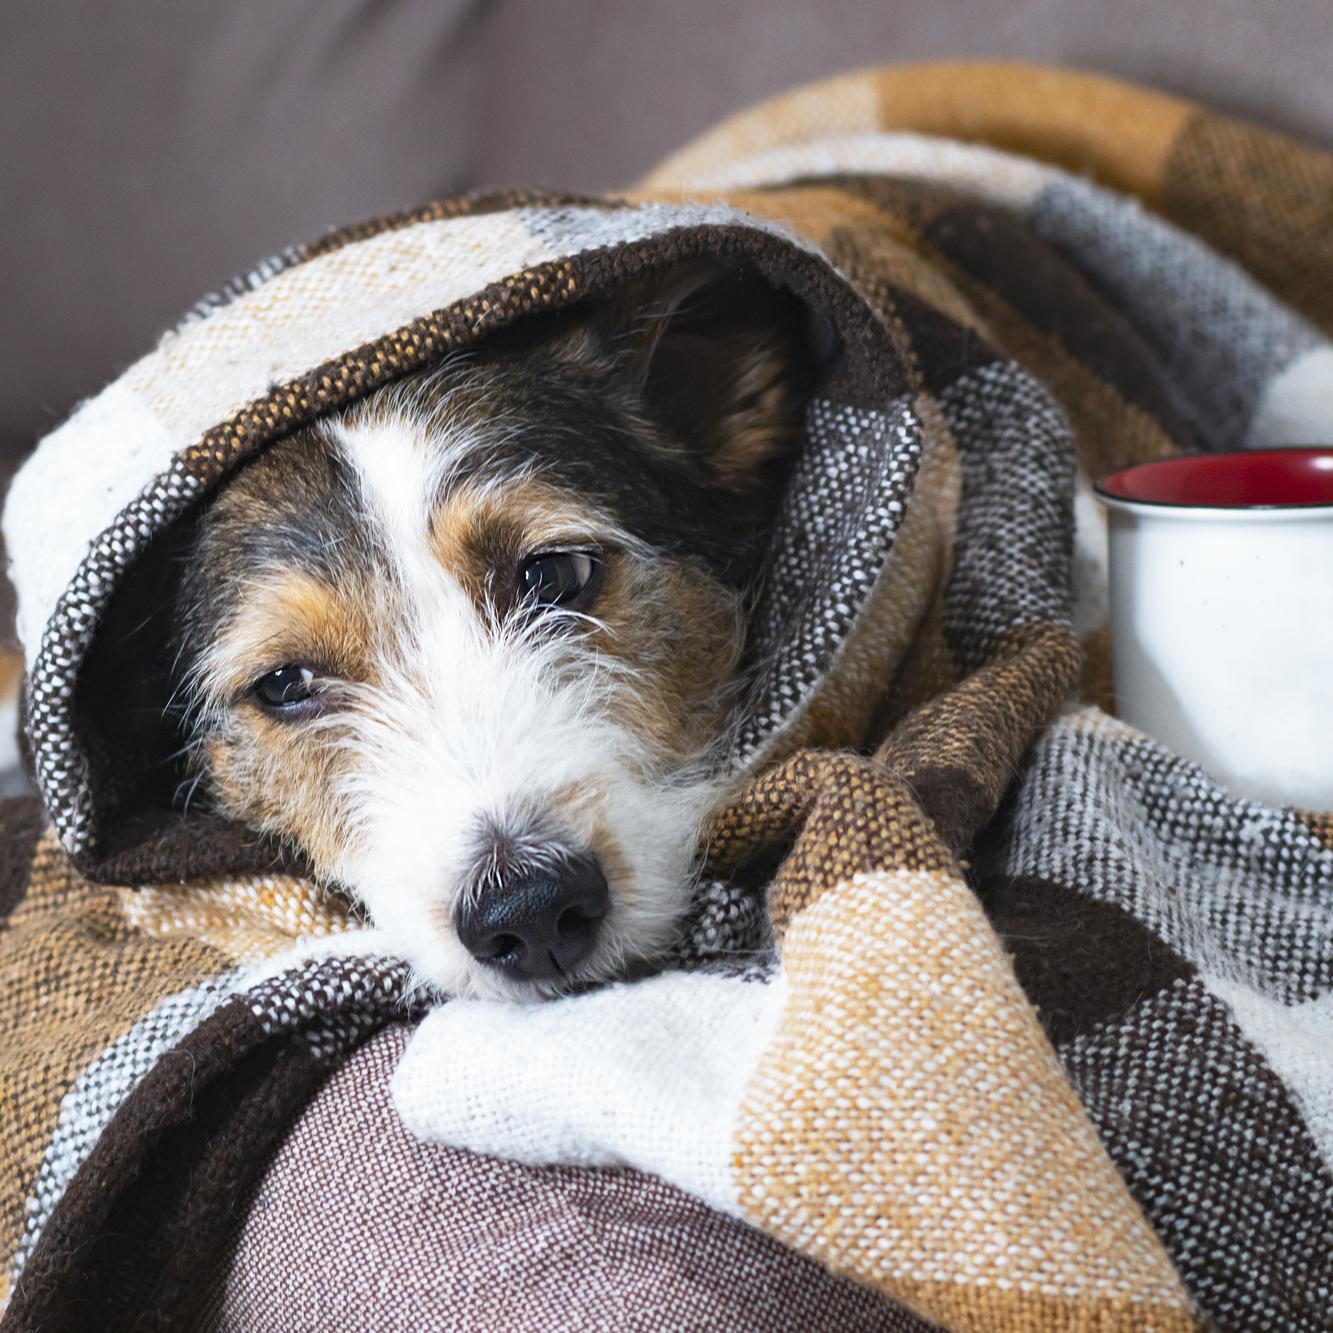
1096,449,1333,810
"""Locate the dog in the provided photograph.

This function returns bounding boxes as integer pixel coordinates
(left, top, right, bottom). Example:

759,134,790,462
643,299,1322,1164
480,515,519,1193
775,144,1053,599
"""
168,261,812,999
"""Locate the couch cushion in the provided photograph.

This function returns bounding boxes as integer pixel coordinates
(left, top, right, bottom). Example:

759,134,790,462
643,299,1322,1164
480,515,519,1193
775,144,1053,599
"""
196,1024,927,1332
5,0,1333,469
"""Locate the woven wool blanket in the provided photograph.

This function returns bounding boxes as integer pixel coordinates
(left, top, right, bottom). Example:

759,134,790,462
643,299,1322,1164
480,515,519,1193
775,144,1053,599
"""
2,63,1331,1331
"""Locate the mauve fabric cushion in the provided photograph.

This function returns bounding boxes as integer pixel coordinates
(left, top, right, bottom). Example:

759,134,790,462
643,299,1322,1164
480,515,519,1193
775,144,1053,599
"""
195,1025,928,1332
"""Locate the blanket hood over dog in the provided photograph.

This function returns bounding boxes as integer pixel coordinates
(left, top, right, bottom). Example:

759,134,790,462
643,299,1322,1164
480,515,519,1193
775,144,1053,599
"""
5,190,939,885
4,63,1333,1333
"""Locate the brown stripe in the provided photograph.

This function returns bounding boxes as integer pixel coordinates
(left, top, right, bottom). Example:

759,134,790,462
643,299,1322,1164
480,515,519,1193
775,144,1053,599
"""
175,218,907,523
0,646,21,701
0,836,233,1285
1080,624,1116,713
88,811,309,887
1163,113,1333,337
0,797,45,920
790,179,1191,480
882,283,1003,398
918,198,1199,451
736,863,1198,1331
704,751,957,940
640,63,1191,206
5,996,312,1328
780,172,968,236
949,273,1186,483
880,622,1082,855
877,600,957,730
980,874,1195,1048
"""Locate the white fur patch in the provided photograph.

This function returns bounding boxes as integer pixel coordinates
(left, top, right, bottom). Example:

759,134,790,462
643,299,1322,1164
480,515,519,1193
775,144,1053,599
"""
298,411,719,998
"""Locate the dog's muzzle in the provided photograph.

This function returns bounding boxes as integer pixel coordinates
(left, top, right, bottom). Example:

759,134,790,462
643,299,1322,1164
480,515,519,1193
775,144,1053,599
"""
454,851,609,981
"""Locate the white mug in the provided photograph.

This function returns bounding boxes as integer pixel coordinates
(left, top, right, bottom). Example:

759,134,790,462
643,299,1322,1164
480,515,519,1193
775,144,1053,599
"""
1096,449,1333,811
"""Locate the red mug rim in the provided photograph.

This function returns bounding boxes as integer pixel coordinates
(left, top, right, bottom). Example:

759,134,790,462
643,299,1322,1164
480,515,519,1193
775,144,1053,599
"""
1095,447,1333,511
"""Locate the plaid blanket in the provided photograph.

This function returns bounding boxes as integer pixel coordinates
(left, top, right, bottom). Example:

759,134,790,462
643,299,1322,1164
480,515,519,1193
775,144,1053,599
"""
2,62,1331,1331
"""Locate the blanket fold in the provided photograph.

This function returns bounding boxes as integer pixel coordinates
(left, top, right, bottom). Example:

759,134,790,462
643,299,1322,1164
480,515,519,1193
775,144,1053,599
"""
2,62,1330,1331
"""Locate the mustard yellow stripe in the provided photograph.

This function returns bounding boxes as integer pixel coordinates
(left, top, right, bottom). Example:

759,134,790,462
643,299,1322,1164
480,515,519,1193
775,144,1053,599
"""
735,866,1196,1331
644,62,1193,209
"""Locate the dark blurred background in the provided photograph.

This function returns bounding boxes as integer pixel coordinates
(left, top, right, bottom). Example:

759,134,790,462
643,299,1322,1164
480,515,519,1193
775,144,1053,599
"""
3,0,1332,643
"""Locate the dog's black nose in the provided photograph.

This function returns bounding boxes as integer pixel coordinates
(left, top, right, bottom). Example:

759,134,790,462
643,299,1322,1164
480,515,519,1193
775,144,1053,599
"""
455,853,609,981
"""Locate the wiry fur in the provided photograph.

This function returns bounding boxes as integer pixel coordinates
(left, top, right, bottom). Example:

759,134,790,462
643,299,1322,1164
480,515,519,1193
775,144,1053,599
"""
171,263,810,998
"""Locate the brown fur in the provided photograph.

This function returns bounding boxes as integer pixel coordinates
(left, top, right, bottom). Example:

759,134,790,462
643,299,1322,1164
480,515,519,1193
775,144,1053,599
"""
586,557,744,762
170,260,813,963
429,478,600,620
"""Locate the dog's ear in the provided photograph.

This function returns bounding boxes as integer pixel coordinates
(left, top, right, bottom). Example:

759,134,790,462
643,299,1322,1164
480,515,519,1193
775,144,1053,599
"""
598,262,813,494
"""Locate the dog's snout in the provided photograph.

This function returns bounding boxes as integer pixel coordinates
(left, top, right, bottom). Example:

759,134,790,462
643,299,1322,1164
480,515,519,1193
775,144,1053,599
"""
455,853,609,981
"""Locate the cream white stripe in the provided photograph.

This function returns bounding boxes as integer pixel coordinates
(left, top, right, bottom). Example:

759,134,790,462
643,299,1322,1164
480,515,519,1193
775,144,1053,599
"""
4,201,798,669
122,200,809,453
4,377,181,656
1206,974,1333,1169
657,131,1056,208
1246,345,1333,448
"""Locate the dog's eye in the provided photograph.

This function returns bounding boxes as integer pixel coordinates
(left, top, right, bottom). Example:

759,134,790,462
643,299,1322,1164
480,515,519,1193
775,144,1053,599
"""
252,665,320,713
518,551,601,610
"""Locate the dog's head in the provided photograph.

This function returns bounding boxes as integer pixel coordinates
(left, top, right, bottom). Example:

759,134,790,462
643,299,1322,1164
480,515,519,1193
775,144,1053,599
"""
172,262,811,997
